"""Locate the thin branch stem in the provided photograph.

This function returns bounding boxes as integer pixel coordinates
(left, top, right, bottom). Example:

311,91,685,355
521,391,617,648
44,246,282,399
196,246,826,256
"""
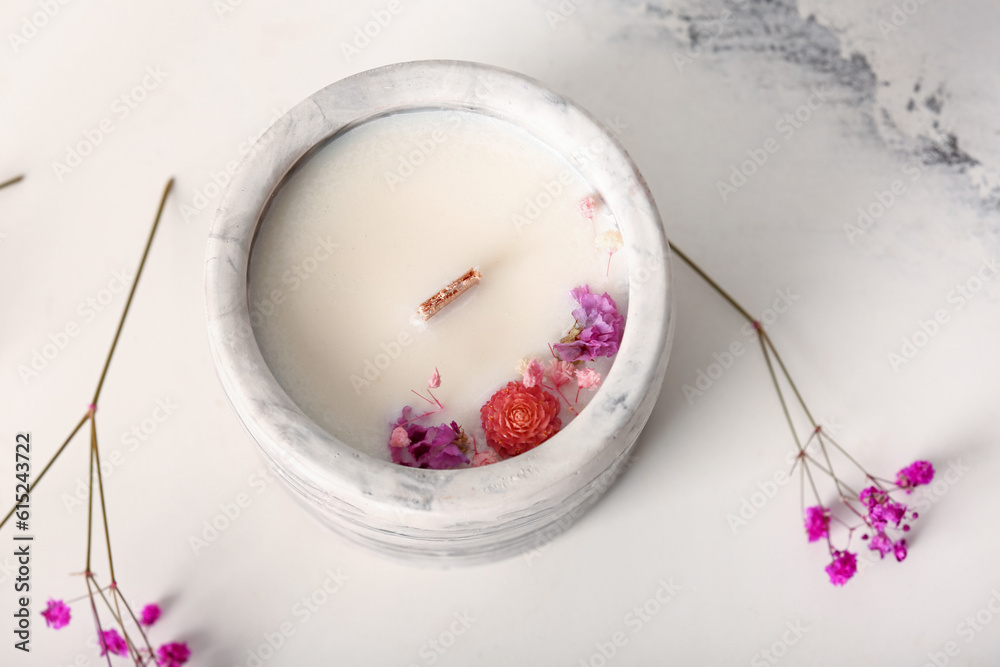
90,413,117,585
85,575,113,667
758,335,802,450
759,335,824,507
761,331,817,427
86,414,96,572
90,577,142,663
91,178,173,405
670,244,757,324
0,412,89,530
0,174,24,190
0,178,173,535
116,584,156,658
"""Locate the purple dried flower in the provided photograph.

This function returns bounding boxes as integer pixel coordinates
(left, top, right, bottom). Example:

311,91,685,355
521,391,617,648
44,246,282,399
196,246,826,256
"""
157,641,191,666
100,629,128,657
804,506,830,543
140,603,161,626
40,599,71,629
825,550,857,586
896,460,935,492
553,285,624,362
389,408,468,470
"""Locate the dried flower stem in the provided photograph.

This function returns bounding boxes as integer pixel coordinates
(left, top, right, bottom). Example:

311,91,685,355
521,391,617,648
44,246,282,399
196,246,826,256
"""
0,178,174,664
0,174,25,190
672,245,869,514
0,178,173,532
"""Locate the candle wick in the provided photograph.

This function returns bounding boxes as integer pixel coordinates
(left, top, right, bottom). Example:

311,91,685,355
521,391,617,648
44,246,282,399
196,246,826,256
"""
416,267,482,321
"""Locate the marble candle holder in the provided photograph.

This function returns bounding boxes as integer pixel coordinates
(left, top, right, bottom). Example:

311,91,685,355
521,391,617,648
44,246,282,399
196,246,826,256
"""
205,60,674,564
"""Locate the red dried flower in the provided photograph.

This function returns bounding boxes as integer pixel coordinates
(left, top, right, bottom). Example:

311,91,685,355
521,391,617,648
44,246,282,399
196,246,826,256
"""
480,381,562,457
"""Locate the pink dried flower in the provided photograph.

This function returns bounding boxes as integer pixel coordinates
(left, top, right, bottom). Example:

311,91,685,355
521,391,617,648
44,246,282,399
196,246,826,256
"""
554,286,625,362
480,381,562,458
579,195,597,219
576,367,602,390
100,628,128,656
389,426,410,448
40,599,71,630
156,641,191,666
140,603,161,626
428,368,441,389
869,532,893,558
547,360,575,388
825,550,857,586
804,506,830,543
521,358,544,388
896,460,934,492
860,486,908,530
893,539,908,562
471,448,501,467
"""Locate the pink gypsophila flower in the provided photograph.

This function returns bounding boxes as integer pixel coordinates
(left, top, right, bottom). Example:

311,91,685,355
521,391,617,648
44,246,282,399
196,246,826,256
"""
825,550,858,586
156,642,191,666
576,367,602,390
140,603,161,626
804,506,830,543
40,599,71,629
860,486,907,530
893,539,908,562
521,359,544,388
547,360,575,388
428,368,441,389
100,629,128,656
471,448,501,467
896,460,934,492
869,532,893,558
389,426,410,448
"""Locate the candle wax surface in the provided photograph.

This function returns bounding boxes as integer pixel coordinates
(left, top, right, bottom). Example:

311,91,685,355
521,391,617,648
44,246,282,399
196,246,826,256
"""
249,109,628,460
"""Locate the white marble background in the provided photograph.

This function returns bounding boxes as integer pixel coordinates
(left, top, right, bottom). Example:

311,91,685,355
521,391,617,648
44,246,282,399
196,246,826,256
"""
2,0,999,665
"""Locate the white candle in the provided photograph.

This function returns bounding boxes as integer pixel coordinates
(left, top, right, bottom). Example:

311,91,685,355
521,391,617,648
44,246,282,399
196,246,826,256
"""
248,109,628,461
